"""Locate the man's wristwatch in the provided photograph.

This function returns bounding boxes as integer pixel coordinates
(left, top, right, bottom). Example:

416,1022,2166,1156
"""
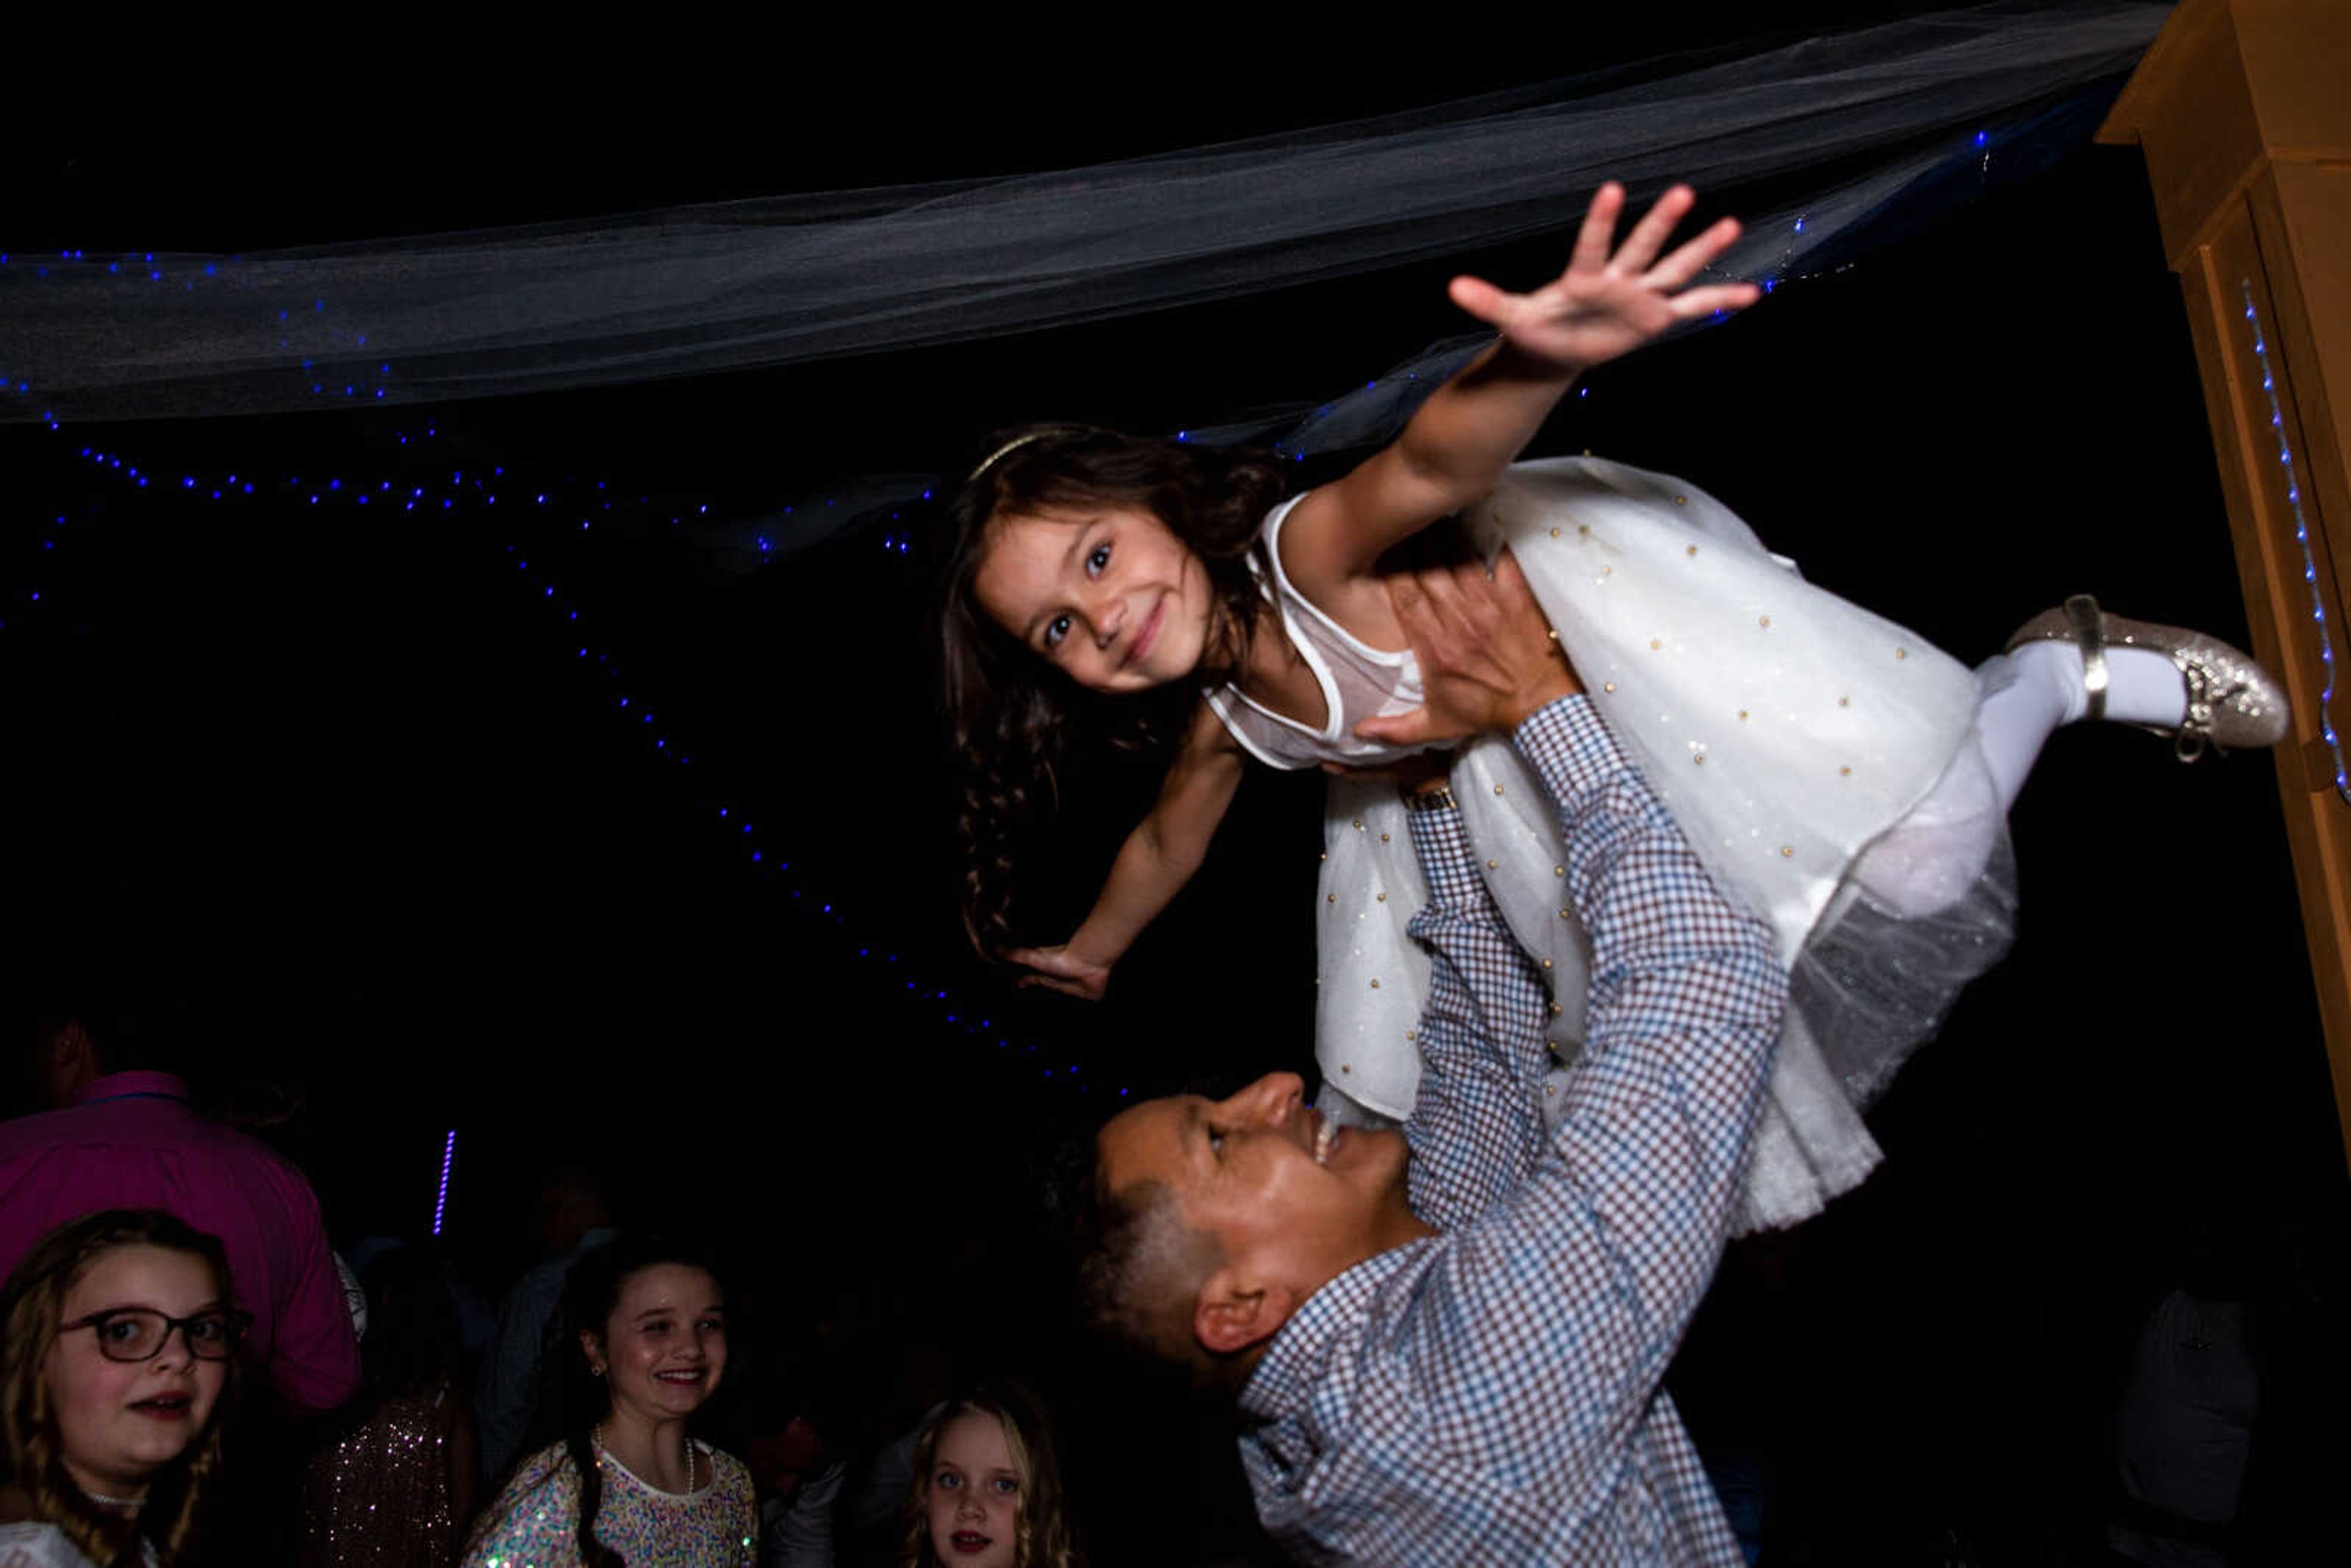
1401,782,1457,813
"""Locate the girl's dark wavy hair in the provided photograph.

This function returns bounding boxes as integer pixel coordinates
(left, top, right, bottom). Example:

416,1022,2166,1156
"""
939,424,1287,954
474,1234,730,1568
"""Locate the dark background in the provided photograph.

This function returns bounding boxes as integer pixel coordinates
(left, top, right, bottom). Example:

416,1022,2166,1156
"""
6,11,2349,1562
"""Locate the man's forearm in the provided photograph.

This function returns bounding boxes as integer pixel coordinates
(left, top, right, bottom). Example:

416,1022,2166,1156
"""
1515,690,1787,1291
1513,692,1783,1093
1403,784,1553,1085
1401,767,1561,1211
1390,692,1785,1481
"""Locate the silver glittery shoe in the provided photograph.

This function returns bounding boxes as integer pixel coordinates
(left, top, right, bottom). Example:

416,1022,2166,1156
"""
2005,593,2290,761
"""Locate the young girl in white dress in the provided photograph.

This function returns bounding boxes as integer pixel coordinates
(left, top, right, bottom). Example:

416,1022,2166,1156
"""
940,182,2288,1230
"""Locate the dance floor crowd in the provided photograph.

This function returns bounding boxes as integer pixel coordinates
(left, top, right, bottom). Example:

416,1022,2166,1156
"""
0,1006,1106,1568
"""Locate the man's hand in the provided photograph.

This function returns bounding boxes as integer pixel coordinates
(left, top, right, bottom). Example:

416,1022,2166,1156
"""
1357,549,1581,748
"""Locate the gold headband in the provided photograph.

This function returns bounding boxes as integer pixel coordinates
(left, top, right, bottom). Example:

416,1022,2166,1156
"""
968,430,1051,484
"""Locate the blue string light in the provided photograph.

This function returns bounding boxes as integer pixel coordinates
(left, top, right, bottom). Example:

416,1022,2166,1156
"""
9,132,2055,1092
2240,282,2350,805
2,121,2017,442
29,424,1124,1098
0,248,403,410
430,1128,456,1236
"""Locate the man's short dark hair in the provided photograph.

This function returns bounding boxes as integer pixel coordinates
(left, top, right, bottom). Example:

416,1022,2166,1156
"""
1070,1165,1224,1379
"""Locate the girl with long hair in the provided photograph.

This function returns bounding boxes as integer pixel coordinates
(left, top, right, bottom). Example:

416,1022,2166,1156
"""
943,180,2289,1229
462,1236,751,1568
899,1382,1079,1568
0,1209,245,1568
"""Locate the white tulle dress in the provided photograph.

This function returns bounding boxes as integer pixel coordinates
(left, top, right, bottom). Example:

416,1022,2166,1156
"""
1204,457,2017,1231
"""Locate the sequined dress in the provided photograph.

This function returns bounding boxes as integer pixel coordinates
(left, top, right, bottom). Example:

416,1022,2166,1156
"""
0,1523,156,1568
461,1438,754,1568
1203,456,2017,1231
304,1385,459,1567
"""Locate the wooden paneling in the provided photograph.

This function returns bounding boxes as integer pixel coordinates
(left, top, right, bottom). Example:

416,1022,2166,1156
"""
2101,0,2351,1164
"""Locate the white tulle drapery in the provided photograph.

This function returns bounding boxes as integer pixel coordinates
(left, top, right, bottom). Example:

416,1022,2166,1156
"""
0,3,2163,429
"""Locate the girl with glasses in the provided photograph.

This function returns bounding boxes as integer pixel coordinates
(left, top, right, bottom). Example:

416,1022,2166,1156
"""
0,1209,244,1568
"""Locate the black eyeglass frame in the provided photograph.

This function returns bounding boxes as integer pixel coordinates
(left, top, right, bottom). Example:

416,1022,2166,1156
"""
59,1307,255,1363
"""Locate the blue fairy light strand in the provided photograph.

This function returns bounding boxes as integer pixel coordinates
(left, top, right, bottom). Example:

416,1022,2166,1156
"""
431,1129,456,1237
31,426,1116,1097
2240,281,2350,805
2,171,1945,1089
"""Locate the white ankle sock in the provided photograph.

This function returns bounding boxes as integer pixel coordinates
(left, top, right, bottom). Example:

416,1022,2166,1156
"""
2093,644,2197,730
1975,640,2188,812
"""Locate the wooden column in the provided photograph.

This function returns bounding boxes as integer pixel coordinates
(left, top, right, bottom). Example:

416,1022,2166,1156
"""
2099,0,2351,1166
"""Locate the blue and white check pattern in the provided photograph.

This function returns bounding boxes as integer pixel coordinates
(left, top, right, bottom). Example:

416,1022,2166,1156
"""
1239,696,1787,1566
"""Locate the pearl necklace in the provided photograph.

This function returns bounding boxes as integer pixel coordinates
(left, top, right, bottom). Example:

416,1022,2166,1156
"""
590,1424,696,1495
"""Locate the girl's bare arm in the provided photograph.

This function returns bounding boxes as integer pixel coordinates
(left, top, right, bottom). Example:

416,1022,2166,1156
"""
1005,702,1248,1000
1278,182,1758,600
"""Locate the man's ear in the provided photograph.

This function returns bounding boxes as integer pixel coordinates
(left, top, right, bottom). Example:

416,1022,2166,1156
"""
1193,1264,1299,1357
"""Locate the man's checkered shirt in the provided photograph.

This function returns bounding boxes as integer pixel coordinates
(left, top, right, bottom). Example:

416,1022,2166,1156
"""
1238,696,1787,1565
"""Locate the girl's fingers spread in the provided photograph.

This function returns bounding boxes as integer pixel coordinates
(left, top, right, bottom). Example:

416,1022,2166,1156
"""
1567,182,1624,275
1645,216,1742,291
1447,274,1510,324
1612,184,1695,276
1670,282,1764,320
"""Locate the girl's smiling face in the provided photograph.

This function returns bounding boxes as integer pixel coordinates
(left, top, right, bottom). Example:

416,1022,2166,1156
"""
972,505,1218,694
584,1264,727,1427
926,1409,1021,1568
44,1244,229,1501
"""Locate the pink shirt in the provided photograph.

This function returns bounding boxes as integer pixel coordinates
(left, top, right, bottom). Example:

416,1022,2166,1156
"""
0,1071,361,1414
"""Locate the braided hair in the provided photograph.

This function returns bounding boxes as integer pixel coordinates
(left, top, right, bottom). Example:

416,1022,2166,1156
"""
0,1210,238,1568
488,1236,727,1568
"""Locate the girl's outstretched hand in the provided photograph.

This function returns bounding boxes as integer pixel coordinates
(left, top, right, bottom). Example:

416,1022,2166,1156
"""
1003,943,1114,1001
1449,182,1760,375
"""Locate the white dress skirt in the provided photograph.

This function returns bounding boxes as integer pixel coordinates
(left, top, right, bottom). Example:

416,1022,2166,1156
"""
1204,457,2017,1232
